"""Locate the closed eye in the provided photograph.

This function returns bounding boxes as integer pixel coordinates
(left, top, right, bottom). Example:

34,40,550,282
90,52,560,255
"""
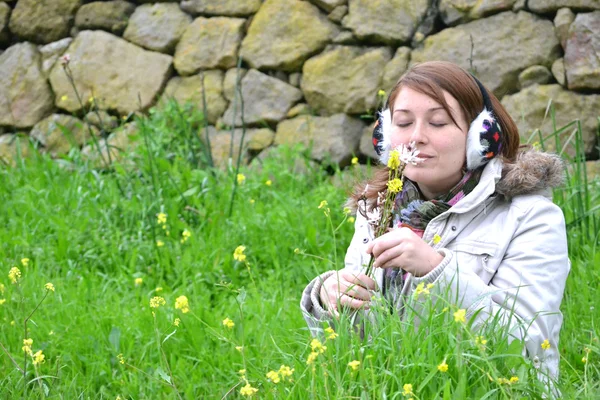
396,123,411,128
430,123,447,127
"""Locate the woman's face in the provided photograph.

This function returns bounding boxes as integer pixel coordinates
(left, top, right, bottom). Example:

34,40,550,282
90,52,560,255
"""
390,86,469,200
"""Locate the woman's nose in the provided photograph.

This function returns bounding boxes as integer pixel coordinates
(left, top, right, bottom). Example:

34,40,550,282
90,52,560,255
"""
409,121,427,144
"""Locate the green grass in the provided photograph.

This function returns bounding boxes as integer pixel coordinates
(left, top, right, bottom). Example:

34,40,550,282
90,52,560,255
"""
0,103,598,399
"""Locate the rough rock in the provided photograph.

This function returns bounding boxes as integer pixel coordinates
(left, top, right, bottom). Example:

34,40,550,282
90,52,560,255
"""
202,126,275,169
222,69,303,126
240,0,338,72
180,0,261,16
584,161,600,181
564,11,600,90
328,5,348,22
8,0,80,44
554,8,575,50
85,110,119,130
30,113,100,157
123,4,191,54
513,0,526,11
439,0,516,25
381,47,410,93
39,38,73,76
518,65,552,88
501,84,600,157
411,11,561,95
302,46,392,115
74,1,135,35
309,0,346,12
0,2,10,45
174,17,244,75
81,122,139,168
528,0,600,13
160,70,227,125
49,31,173,116
275,114,365,165
288,72,302,88
332,30,357,45
359,123,378,160
0,43,54,128
551,58,566,86
342,0,429,45
223,68,247,102
286,103,311,118
0,134,31,166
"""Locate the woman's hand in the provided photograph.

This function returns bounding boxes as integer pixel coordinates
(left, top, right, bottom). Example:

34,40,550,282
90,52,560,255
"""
366,227,443,277
319,269,377,313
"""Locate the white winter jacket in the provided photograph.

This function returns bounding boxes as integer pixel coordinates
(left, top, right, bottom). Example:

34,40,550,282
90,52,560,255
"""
301,151,570,381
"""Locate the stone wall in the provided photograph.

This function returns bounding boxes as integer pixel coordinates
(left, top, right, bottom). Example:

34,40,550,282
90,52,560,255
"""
1,0,599,171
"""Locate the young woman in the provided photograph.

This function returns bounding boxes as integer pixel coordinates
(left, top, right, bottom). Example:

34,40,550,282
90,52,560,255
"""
300,61,570,381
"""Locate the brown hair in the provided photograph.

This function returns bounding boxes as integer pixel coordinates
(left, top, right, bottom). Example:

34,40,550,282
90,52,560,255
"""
350,61,520,209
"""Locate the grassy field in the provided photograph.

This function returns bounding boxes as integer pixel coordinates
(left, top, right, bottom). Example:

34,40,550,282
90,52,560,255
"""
0,103,598,399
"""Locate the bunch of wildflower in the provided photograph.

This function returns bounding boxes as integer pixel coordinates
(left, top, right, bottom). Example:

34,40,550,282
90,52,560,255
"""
21,258,30,267
414,282,434,297
233,246,247,262
453,308,466,323
266,365,294,384
22,338,33,356
402,383,414,398
45,282,55,292
324,326,338,340
181,229,191,244
237,174,246,185
32,350,45,366
175,295,190,313
307,338,327,365
149,296,166,309
348,360,360,371
8,267,21,284
239,369,258,397
318,200,330,217
363,142,423,277
437,360,449,372
134,277,143,286
222,317,235,329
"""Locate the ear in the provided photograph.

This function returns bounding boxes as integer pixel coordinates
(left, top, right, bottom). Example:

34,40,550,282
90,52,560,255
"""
466,108,496,170
372,108,392,165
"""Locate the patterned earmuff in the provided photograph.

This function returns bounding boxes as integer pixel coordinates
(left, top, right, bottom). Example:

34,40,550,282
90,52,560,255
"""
372,75,502,170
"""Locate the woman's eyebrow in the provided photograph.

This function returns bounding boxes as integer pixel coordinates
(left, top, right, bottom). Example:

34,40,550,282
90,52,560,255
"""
393,107,445,114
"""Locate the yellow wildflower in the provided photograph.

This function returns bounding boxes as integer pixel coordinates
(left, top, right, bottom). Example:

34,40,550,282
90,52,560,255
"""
402,383,413,396
32,350,45,366
433,234,442,244
318,200,328,209
348,216,355,223
134,277,143,286
22,338,33,355
223,317,235,329
60,95,68,102
541,339,550,350
10,320,15,326
278,365,294,379
45,282,55,292
233,246,247,262
21,258,30,267
582,357,588,363
306,351,318,365
8,267,21,284
415,282,430,296
532,141,541,151
235,346,243,352
249,199,255,204
156,240,164,247
348,360,360,370
0,283,4,294
240,383,258,396
351,157,359,165
237,174,246,185
497,377,510,385
343,207,351,214
509,376,519,384
266,370,280,383
475,336,488,346
453,309,466,323
0,299,5,305
174,318,180,327
378,89,386,97
117,353,125,364
438,360,449,372
238,369,246,375
49,331,54,335
181,229,191,243
293,248,301,254
310,338,327,353
175,295,190,313
157,212,167,225
387,149,401,169
324,326,338,340
149,296,166,309
387,178,403,193
265,180,272,186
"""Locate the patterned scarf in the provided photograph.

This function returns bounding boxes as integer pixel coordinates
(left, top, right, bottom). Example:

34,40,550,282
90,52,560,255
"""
383,168,484,305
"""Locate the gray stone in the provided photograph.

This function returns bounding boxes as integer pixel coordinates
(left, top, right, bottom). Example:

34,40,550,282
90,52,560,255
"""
39,38,73,76
222,69,303,126
123,4,192,54
288,72,302,88
75,1,135,35
49,31,173,116
0,43,54,128
528,0,600,13
81,122,139,168
513,0,526,11
0,134,32,166
501,84,600,157
309,0,346,12
518,65,552,88
332,30,357,45
328,5,348,22
342,0,429,45
411,11,561,95
30,113,100,157
302,46,392,115
85,110,119,130
551,58,566,86
286,103,311,118
223,68,247,102
554,8,575,50
381,47,410,93
0,2,10,45
240,0,338,72
202,126,275,169
359,123,378,160
439,0,516,25
564,11,600,90
275,113,365,165
174,17,245,75
8,0,80,44
160,70,227,125
180,0,261,16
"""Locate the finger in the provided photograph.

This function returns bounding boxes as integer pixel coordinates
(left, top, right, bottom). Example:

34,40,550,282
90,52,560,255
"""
339,281,372,301
338,294,369,310
373,246,404,268
340,271,377,291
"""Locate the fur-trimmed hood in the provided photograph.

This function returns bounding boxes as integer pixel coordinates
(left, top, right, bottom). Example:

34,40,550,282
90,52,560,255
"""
496,150,565,198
